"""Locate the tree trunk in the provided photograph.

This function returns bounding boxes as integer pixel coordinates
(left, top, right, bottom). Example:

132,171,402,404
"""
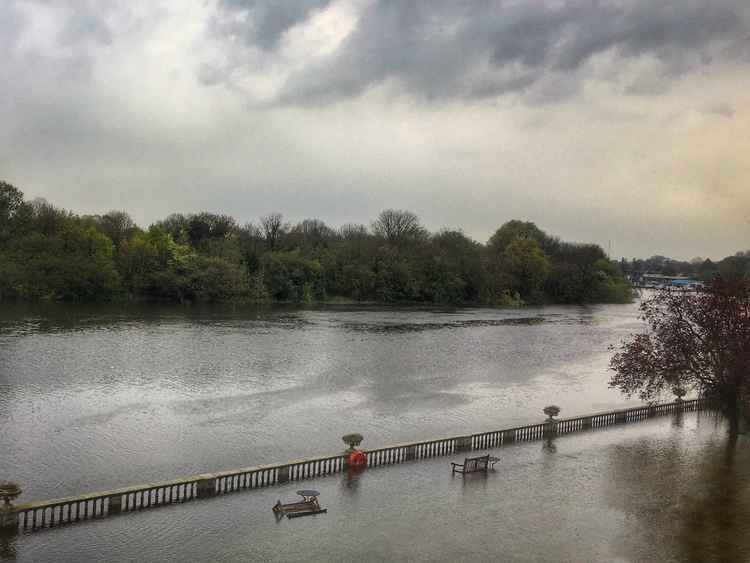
724,393,741,436
728,411,739,435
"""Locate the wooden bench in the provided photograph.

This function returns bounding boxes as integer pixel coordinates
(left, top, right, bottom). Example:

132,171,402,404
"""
273,499,318,514
272,490,328,519
450,454,499,474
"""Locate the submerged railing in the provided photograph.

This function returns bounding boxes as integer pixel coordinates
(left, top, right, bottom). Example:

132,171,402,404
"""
2,398,709,533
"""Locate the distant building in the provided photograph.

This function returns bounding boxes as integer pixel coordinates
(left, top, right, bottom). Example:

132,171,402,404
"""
637,273,701,289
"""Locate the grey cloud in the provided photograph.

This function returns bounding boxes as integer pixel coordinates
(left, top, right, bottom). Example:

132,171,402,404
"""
1,1,130,88
197,62,230,87
0,2,28,55
552,1,737,69
59,8,113,47
211,0,748,104
214,0,333,50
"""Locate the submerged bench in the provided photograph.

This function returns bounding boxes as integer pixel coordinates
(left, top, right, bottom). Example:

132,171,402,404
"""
272,489,327,519
450,454,499,474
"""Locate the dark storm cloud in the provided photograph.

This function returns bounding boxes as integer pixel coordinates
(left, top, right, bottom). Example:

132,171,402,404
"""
211,0,748,104
214,0,333,50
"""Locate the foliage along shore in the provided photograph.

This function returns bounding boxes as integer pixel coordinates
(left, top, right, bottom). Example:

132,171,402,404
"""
0,181,633,306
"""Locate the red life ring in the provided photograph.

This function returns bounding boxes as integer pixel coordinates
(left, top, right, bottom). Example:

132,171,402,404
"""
348,451,367,467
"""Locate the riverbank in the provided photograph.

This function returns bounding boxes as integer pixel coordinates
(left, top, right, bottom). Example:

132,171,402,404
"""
0,288,633,307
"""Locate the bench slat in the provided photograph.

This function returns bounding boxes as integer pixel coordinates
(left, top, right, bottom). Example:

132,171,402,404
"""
451,454,498,474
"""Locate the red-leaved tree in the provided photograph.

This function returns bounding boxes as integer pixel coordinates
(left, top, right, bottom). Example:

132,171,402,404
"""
609,278,750,433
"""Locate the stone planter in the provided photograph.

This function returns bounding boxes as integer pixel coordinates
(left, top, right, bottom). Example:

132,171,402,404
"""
342,433,364,453
0,482,21,530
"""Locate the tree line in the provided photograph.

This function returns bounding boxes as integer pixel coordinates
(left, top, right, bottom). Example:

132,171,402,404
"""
0,181,633,305
620,253,750,282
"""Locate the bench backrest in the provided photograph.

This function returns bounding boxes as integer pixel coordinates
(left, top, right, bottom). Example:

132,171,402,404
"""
464,454,490,471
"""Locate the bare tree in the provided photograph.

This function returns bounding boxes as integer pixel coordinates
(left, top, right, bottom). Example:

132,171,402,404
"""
0,181,24,244
338,223,370,259
371,209,426,246
186,212,237,247
290,218,336,248
0,181,23,222
259,212,288,251
239,222,263,250
29,198,72,236
100,210,137,247
155,213,189,243
340,223,369,240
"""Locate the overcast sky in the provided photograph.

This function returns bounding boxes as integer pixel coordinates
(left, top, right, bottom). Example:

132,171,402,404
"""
1,0,749,260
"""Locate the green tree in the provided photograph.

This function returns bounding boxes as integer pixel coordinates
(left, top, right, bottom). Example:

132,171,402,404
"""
262,250,325,302
488,220,548,254
8,224,121,301
503,238,550,300
185,255,246,302
374,254,419,302
426,230,484,303
545,243,613,303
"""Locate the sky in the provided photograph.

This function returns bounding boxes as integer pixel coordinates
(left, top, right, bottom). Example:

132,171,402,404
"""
1,0,749,261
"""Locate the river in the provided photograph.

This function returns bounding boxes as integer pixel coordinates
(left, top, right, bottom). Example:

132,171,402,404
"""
1,301,748,561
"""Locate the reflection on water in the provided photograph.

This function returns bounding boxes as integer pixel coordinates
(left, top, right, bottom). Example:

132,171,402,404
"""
0,532,16,561
680,434,750,561
607,413,750,562
542,435,557,454
336,316,545,333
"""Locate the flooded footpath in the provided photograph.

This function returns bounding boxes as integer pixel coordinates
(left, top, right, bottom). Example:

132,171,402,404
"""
3,412,748,562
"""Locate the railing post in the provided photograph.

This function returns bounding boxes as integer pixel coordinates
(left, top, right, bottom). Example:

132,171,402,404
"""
675,396,684,412
0,483,21,532
0,508,18,532
108,495,123,515
196,476,217,499
615,410,627,424
277,466,290,484
404,446,417,461
542,406,561,439
543,420,557,439
455,436,472,453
